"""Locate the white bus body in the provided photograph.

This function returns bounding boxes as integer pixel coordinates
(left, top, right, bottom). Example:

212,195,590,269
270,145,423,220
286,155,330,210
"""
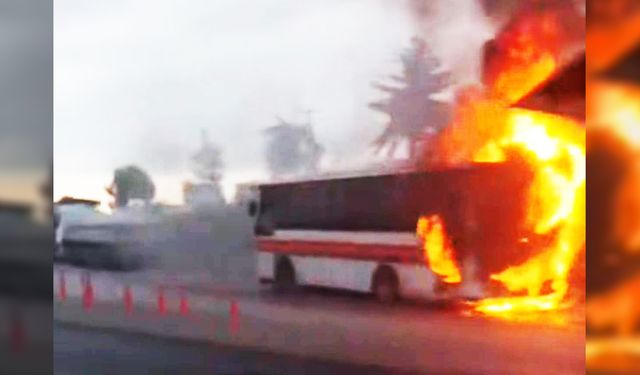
257,229,483,301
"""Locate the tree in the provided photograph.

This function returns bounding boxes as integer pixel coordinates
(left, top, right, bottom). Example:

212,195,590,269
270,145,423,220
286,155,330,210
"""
369,37,451,159
106,165,155,208
264,117,324,178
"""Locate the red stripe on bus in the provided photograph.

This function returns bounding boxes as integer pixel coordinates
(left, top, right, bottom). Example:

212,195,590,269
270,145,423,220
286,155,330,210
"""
257,239,421,263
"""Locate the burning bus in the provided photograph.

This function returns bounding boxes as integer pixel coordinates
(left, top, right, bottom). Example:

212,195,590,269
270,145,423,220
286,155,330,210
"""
253,163,532,302
249,1,586,311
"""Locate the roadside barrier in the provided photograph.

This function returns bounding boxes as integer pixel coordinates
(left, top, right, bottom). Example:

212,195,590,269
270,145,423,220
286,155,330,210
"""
54,268,242,336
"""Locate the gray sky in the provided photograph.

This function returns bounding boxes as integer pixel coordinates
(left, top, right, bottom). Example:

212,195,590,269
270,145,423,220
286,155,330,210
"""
54,0,419,204
0,0,52,205
54,0,495,206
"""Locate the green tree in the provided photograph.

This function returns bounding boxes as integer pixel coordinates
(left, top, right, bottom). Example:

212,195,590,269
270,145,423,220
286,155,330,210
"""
106,165,155,208
369,37,451,159
264,117,323,178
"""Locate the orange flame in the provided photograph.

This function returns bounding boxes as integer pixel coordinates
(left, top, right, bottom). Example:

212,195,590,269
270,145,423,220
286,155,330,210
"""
589,82,640,253
589,82,640,149
492,52,556,105
456,4,585,315
434,53,584,316
416,215,462,284
414,2,585,315
474,108,585,314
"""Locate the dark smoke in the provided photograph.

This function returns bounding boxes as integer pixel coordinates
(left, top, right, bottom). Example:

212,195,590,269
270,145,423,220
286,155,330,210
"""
264,118,324,179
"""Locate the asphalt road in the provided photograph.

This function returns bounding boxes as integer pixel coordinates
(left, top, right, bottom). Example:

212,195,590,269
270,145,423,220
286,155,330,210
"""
53,208,585,374
54,323,413,375
54,262,585,374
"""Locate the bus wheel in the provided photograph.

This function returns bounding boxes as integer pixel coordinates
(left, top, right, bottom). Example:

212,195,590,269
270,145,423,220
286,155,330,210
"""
274,257,296,292
372,266,398,304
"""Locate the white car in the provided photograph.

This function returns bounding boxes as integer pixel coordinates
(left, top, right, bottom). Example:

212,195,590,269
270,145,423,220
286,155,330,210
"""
55,203,152,269
55,203,103,258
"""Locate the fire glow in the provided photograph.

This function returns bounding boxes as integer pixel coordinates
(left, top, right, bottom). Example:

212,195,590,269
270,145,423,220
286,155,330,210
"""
591,83,640,252
417,215,461,284
585,82,640,340
473,107,585,314
418,5,586,315
427,97,585,315
590,83,640,150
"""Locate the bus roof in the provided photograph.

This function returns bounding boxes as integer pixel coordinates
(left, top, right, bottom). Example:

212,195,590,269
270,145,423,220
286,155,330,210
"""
256,163,496,187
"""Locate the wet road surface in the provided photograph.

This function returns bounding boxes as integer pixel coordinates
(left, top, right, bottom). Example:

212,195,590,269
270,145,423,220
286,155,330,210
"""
54,322,416,375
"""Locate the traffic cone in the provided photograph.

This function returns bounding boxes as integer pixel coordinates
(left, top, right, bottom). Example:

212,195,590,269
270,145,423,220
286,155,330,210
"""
10,310,25,353
124,286,133,314
157,287,166,315
82,275,94,311
179,291,189,316
229,300,240,335
58,271,67,301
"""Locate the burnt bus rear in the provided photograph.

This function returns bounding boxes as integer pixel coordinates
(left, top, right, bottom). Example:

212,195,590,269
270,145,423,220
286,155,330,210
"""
254,162,533,282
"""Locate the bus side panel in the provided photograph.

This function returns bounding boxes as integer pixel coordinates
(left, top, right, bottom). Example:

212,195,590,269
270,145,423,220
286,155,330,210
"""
257,252,275,282
290,254,439,301
394,264,439,300
257,165,533,280
290,255,377,292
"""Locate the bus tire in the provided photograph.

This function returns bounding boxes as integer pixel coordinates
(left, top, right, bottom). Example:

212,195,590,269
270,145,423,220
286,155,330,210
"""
274,257,296,292
372,265,399,304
